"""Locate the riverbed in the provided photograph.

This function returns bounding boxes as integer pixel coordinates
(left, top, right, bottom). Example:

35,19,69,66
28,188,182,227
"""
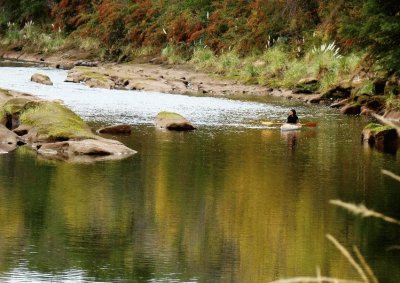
0,64,399,282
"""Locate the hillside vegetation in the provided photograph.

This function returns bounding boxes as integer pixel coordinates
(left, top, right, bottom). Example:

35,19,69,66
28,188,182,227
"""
0,0,399,97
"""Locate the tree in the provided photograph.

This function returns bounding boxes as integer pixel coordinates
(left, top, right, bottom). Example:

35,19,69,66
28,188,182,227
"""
339,0,400,72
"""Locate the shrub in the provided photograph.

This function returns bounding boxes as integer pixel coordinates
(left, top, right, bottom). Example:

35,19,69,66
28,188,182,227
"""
191,47,216,69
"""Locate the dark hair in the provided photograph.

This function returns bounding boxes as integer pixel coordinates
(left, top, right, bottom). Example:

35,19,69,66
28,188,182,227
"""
290,109,297,116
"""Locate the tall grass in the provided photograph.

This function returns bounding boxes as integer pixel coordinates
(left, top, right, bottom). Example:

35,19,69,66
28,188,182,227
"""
385,95,400,111
191,47,217,69
0,21,66,53
161,44,185,64
189,42,361,91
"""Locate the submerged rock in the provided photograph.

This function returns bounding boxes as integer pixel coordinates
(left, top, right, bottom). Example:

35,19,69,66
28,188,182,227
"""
155,112,195,131
97,124,132,134
38,138,136,158
31,73,53,86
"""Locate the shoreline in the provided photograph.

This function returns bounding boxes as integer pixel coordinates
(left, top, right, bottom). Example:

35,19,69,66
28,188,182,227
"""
0,50,323,103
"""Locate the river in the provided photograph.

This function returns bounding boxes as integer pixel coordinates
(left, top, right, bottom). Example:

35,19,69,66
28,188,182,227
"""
0,62,399,282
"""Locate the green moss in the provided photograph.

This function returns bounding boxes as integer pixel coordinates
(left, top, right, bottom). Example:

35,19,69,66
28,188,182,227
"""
76,67,109,82
156,111,184,119
356,80,375,95
364,123,395,134
1,98,39,115
386,96,400,111
19,102,94,140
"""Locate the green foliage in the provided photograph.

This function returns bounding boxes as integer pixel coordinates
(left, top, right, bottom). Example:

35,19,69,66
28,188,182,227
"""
358,81,375,95
364,123,395,134
214,51,240,75
191,47,216,69
0,21,65,53
161,44,185,64
386,96,400,111
338,0,400,72
0,0,50,26
0,0,397,75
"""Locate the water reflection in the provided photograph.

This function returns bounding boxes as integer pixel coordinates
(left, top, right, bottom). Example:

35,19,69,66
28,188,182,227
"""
281,130,300,151
0,124,399,282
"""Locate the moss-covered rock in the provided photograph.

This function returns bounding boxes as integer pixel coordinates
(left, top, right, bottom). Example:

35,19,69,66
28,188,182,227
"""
155,111,195,131
19,101,94,141
0,88,136,162
362,123,399,153
65,66,115,89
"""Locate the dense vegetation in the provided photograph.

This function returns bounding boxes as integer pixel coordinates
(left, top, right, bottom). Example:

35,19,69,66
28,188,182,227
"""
0,0,399,98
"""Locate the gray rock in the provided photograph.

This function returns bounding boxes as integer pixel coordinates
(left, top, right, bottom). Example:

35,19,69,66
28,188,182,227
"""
74,60,99,67
0,126,18,153
31,73,53,86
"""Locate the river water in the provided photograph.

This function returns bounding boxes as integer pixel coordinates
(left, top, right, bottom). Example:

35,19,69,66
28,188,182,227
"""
0,63,399,282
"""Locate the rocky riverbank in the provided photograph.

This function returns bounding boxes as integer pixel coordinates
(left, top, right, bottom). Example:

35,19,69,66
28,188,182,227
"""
0,87,136,162
1,50,400,122
0,50,322,102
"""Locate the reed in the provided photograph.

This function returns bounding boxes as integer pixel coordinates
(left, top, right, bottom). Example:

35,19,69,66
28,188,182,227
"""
382,170,400,182
353,246,379,283
269,276,364,283
326,234,369,283
330,200,400,226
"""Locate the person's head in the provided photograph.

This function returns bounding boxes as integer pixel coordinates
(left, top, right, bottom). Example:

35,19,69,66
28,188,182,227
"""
289,109,297,116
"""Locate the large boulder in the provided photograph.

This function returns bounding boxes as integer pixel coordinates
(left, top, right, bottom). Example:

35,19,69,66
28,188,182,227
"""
362,123,399,153
0,88,136,162
0,126,18,153
97,124,132,134
31,73,53,86
66,67,115,89
155,112,195,131
340,103,361,115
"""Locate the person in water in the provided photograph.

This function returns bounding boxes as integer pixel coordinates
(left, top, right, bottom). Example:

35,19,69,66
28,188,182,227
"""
287,109,299,124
